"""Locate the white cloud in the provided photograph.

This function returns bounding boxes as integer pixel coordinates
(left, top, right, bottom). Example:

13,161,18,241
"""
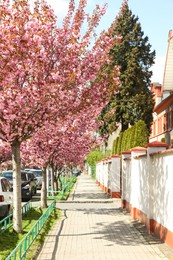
151,56,166,84
47,0,69,20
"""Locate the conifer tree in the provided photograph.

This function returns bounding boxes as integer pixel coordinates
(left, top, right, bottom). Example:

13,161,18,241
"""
99,0,155,134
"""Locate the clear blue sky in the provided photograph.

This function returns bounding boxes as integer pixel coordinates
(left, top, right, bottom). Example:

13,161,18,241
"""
48,0,173,83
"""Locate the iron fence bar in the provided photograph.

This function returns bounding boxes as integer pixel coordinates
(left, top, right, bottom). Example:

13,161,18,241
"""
0,201,32,233
5,200,56,260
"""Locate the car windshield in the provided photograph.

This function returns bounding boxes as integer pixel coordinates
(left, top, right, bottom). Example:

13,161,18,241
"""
2,171,13,180
33,171,42,177
25,169,42,177
27,170,42,177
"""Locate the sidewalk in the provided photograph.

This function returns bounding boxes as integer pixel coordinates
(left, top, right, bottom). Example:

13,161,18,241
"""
36,174,173,260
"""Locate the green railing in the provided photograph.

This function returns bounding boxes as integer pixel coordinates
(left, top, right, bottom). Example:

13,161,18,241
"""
0,202,32,233
48,176,76,200
6,200,56,260
21,202,32,215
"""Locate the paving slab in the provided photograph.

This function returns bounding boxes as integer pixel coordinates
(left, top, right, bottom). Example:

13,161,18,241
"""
36,174,173,260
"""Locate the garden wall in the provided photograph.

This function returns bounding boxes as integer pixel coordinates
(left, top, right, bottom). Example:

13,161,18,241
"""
96,141,173,249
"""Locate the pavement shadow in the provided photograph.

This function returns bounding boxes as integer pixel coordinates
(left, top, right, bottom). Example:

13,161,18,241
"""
74,207,164,247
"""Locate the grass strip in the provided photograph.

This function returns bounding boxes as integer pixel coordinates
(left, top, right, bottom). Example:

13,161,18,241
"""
0,207,61,260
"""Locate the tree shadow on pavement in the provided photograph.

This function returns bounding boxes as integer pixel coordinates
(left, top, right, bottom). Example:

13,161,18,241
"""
76,207,164,247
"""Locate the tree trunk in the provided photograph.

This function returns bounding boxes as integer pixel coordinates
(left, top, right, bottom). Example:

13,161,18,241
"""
40,166,48,208
50,165,55,196
58,172,62,190
11,141,22,233
54,167,58,192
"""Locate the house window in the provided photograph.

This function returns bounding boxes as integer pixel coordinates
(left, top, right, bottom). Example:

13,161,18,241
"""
167,111,171,130
164,111,171,131
153,121,156,136
171,110,173,130
158,116,163,134
164,113,167,131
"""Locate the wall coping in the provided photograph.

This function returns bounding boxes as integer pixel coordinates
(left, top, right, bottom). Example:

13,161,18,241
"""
111,155,120,158
122,150,131,154
96,155,120,164
131,146,147,151
146,141,168,148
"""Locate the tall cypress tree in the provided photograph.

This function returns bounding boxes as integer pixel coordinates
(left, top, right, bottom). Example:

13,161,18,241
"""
98,0,155,134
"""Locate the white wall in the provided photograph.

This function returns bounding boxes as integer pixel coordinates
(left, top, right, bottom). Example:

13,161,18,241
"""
96,156,120,194
151,153,173,231
110,157,120,193
96,144,173,247
122,146,173,237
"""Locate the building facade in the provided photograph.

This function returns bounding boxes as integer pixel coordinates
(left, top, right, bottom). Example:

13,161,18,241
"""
150,30,173,147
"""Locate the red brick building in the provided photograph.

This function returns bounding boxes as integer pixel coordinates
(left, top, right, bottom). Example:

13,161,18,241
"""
150,30,173,147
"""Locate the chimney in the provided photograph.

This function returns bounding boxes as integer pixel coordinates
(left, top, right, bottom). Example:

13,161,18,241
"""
150,82,162,106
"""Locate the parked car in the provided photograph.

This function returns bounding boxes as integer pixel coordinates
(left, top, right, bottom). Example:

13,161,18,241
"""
25,169,43,189
25,172,37,195
0,177,13,219
1,170,37,201
72,170,82,177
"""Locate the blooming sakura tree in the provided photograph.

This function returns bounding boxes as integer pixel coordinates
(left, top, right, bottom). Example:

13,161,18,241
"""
0,0,62,233
0,141,11,167
0,0,119,233
21,109,104,207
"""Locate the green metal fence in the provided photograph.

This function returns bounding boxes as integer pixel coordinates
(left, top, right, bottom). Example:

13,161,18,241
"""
0,202,32,233
5,200,56,260
48,176,76,200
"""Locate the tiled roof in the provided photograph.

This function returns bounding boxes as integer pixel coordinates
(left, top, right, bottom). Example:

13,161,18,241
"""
154,93,173,114
163,30,173,91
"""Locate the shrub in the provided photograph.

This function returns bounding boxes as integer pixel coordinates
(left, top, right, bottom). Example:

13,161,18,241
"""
112,120,149,154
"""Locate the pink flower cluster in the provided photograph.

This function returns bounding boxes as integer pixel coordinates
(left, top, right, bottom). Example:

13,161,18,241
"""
0,0,120,169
